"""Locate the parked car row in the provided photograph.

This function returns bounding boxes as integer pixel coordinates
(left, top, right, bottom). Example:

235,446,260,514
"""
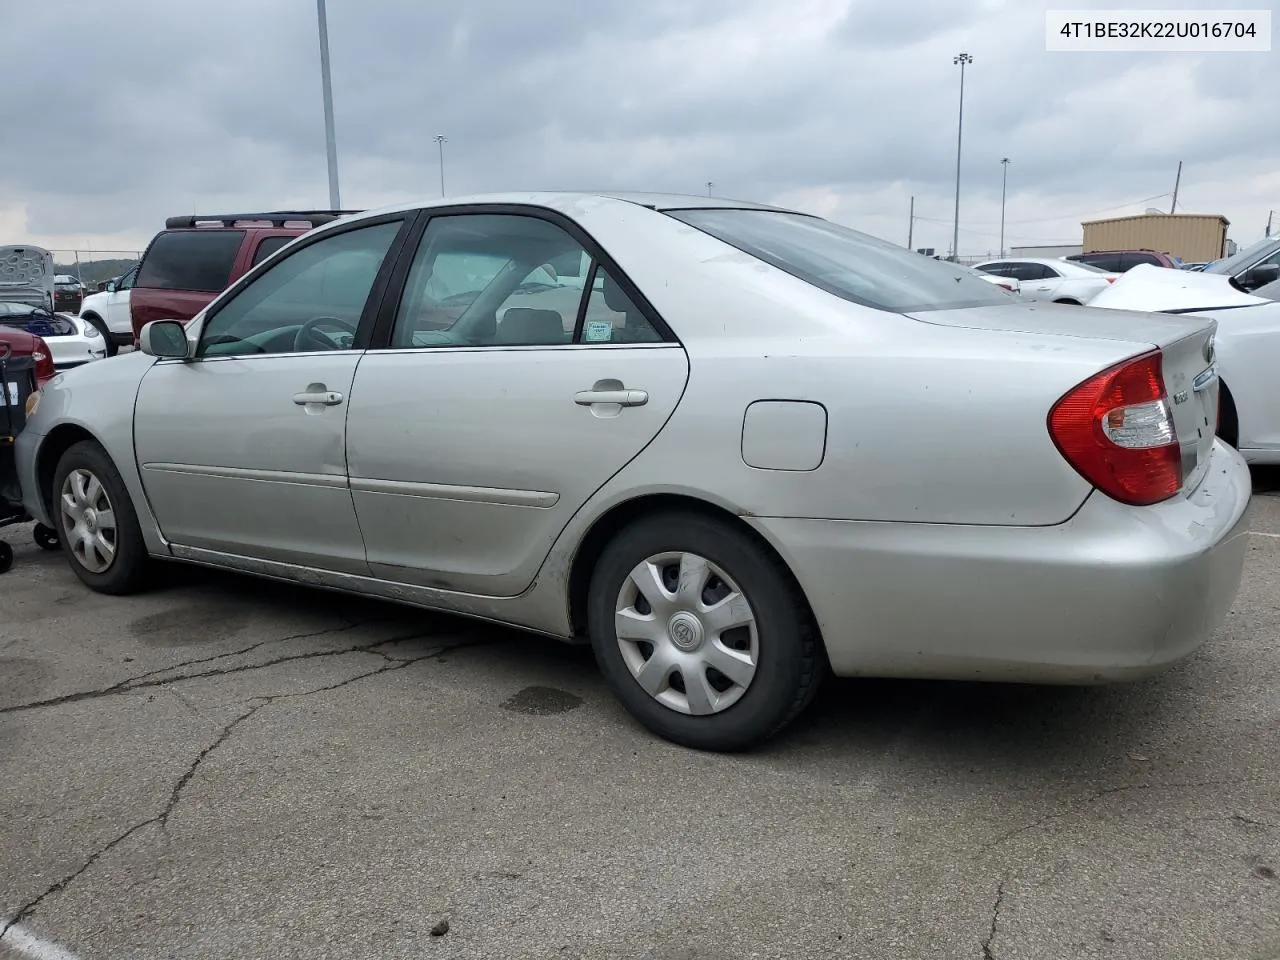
14,191,1250,752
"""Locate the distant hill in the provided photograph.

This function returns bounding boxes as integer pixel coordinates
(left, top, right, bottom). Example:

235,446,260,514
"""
53,258,138,286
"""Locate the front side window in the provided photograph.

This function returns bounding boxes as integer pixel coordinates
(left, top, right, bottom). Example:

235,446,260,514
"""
136,230,245,292
196,221,402,358
668,209,1009,313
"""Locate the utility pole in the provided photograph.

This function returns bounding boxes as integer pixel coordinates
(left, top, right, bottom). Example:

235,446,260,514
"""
999,158,1010,258
951,53,973,261
1266,210,1273,237
315,0,341,209
1170,160,1182,214
907,195,914,250
434,135,447,197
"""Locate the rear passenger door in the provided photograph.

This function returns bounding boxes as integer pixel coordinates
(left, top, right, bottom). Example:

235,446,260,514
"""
344,209,690,598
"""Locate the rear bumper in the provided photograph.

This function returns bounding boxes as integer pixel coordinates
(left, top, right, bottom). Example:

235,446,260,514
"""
748,439,1252,683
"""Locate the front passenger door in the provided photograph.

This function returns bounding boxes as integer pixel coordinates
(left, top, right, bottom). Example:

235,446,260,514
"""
133,217,408,572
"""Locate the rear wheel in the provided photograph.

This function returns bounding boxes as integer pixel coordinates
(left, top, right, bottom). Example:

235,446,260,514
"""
53,440,152,594
587,512,824,751
33,523,59,551
0,541,12,574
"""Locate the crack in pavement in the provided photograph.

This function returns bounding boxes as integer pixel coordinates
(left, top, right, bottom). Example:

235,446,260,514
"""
108,620,366,688
978,776,1280,853
0,639,485,941
980,878,1007,960
0,627,457,717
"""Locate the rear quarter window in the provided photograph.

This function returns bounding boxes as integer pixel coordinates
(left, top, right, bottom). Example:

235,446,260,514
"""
136,230,245,292
668,209,1009,313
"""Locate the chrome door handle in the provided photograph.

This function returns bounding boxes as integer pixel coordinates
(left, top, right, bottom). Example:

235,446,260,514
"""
293,390,344,406
574,389,648,407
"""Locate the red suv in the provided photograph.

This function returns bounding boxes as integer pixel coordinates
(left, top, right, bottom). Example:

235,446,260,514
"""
129,211,358,341
1066,249,1182,272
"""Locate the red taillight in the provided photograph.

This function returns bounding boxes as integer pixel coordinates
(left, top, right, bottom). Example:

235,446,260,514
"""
1106,277,1116,284
31,335,56,383
1047,350,1181,506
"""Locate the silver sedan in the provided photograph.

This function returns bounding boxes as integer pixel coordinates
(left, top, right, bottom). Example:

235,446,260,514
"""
16,193,1251,751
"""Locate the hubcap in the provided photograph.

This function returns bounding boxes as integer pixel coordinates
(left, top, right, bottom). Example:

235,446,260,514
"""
59,468,117,574
614,551,759,716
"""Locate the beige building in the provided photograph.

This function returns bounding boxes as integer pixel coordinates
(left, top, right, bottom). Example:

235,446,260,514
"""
1081,213,1230,262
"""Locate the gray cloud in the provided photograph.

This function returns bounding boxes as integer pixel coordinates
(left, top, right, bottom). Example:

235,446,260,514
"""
1,0,1275,258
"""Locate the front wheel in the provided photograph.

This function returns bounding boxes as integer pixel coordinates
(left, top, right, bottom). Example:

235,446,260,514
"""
52,440,152,594
587,512,824,751
82,315,118,357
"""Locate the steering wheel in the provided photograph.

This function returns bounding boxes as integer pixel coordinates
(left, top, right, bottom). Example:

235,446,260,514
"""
293,316,358,352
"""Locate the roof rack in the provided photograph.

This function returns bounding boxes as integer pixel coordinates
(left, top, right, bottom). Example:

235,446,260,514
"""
164,210,362,230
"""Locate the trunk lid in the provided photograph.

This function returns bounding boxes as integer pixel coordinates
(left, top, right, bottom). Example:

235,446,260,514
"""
0,245,56,310
910,300,1220,495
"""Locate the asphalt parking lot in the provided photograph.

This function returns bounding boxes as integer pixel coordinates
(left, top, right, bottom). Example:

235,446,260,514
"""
3,481,1280,960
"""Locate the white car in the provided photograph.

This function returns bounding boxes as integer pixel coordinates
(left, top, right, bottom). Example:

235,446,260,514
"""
973,257,1118,304
1090,262,1280,463
971,268,1021,295
77,265,137,356
0,301,107,370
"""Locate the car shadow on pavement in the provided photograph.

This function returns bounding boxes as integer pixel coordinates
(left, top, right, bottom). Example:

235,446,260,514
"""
18,539,1215,785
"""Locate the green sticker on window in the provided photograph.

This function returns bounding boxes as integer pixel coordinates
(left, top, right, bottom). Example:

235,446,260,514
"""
584,320,613,342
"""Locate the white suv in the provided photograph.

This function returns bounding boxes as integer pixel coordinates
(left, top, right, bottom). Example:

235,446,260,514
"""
77,264,137,356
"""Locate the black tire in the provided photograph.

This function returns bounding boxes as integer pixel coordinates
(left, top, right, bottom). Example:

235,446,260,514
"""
1218,382,1239,449
0,541,12,574
33,523,60,551
52,439,153,594
81,315,118,357
587,511,824,752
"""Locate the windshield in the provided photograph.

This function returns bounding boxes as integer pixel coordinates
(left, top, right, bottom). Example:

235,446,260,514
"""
667,209,1011,313
1207,236,1280,276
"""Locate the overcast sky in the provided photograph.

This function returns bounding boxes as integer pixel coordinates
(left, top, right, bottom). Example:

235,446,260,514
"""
1,0,1275,260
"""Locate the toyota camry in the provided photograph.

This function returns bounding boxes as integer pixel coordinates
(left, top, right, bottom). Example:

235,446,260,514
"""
15,192,1251,750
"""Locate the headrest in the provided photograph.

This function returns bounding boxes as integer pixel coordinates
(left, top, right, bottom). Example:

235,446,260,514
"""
497,308,566,345
602,273,634,313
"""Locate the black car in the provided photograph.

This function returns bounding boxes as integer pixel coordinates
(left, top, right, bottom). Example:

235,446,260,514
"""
53,275,84,313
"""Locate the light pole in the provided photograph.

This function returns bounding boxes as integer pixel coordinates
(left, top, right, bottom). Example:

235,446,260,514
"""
434,135,447,197
707,181,714,197
999,157,1010,257
315,0,341,209
951,52,973,262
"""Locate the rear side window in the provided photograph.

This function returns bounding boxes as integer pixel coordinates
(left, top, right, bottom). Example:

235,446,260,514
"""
1083,254,1123,272
136,230,244,292
1124,253,1160,269
669,209,1009,313
251,236,292,267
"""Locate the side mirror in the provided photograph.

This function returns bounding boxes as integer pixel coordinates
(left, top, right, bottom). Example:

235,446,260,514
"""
104,281,116,293
1242,263,1280,290
138,320,191,359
